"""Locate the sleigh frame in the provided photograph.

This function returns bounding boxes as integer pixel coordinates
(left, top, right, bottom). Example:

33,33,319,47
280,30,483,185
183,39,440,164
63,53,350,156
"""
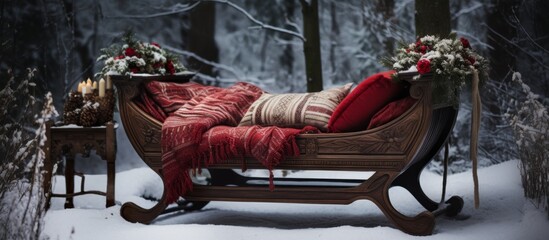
112,72,462,236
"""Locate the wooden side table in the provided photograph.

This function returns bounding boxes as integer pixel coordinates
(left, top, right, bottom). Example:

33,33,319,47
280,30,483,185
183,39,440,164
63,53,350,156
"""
43,121,117,209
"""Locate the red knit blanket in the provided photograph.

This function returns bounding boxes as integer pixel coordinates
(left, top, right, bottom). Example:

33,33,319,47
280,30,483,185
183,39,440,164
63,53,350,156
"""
154,81,315,203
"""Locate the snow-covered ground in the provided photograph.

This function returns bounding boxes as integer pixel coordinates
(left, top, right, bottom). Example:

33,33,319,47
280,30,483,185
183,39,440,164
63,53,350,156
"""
42,160,548,240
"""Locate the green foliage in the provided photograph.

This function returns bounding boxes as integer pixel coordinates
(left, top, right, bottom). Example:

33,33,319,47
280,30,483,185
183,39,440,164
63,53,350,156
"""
96,32,186,77
382,34,489,105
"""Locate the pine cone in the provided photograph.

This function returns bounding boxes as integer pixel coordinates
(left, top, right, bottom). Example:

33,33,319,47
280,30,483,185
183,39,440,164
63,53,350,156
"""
80,101,99,127
83,93,95,102
63,91,83,125
97,89,115,125
63,108,81,125
96,98,110,125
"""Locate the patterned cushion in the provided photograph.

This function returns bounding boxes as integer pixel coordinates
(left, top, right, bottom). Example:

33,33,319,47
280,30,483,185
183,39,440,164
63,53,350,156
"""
238,83,353,131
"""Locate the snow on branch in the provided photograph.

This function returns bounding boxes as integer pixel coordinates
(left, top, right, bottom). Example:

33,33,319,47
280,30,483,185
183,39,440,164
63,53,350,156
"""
105,2,201,19
165,46,242,79
204,0,304,42
505,71,548,213
451,2,483,20
165,46,273,86
105,0,304,41
454,30,494,50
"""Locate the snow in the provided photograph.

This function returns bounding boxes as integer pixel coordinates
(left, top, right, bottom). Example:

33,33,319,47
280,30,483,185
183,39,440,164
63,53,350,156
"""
42,160,548,240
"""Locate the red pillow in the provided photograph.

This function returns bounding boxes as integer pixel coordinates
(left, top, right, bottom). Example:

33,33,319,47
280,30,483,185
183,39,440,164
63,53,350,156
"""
367,96,417,129
327,70,404,132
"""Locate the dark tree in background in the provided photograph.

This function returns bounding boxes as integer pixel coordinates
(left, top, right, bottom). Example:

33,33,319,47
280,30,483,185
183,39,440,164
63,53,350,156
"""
280,0,296,86
514,0,549,97
486,0,519,83
415,0,451,37
300,0,323,92
188,1,219,77
374,0,395,53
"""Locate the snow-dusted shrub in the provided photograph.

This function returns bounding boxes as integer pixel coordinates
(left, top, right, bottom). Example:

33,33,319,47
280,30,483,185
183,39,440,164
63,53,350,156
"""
0,69,58,240
506,72,548,217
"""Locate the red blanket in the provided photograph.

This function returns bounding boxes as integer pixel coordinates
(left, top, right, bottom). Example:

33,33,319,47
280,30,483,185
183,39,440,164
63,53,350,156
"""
156,81,316,203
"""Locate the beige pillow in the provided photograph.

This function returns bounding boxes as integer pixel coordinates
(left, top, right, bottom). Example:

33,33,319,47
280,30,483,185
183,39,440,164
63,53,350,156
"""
238,83,353,131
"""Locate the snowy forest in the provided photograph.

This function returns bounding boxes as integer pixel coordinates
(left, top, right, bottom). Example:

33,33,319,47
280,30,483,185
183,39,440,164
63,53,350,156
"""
1,0,548,239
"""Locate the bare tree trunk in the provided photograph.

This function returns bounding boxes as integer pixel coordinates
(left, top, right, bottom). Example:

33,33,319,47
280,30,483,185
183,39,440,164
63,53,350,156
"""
279,0,295,89
300,0,323,92
415,0,450,38
259,31,269,72
188,1,219,77
486,0,519,82
329,1,339,75
375,0,395,53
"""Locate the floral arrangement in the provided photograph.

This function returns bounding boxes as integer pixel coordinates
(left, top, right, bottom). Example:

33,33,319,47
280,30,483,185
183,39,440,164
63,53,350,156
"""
96,32,186,77
382,34,489,94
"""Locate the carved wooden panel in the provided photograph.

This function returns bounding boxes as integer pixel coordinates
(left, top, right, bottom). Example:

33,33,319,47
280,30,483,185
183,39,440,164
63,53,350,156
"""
318,117,419,155
130,111,161,152
49,128,112,161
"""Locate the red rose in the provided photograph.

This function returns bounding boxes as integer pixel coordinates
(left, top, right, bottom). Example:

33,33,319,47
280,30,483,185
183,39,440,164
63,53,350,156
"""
114,55,124,60
417,58,431,74
125,47,137,57
130,67,139,73
419,45,428,54
166,60,175,74
466,56,476,65
151,42,161,48
460,37,471,49
153,62,163,69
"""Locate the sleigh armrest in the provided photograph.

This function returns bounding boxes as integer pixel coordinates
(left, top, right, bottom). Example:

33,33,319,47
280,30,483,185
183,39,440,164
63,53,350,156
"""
110,72,195,101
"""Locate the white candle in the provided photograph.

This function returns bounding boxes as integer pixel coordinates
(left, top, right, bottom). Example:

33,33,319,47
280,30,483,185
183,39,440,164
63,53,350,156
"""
92,81,97,90
77,82,83,93
86,81,92,92
105,77,112,90
99,78,106,98
86,78,92,86
82,86,87,96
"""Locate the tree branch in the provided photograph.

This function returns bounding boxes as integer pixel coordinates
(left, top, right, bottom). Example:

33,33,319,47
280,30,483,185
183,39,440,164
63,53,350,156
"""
204,0,304,42
166,46,275,86
105,2,202,19
165,46,242,79
451,1,483,20
511,8,549,55
454,30,494,50
484,23,549,70
104,0,304,41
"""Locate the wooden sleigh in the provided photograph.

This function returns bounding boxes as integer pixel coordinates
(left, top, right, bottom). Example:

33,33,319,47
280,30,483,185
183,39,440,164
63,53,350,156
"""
112,71,464,236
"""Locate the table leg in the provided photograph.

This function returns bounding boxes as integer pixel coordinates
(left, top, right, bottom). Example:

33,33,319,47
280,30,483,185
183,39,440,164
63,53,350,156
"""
106,160,115,207
106,122,116,207
64,155,75,209
43,121,53,210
